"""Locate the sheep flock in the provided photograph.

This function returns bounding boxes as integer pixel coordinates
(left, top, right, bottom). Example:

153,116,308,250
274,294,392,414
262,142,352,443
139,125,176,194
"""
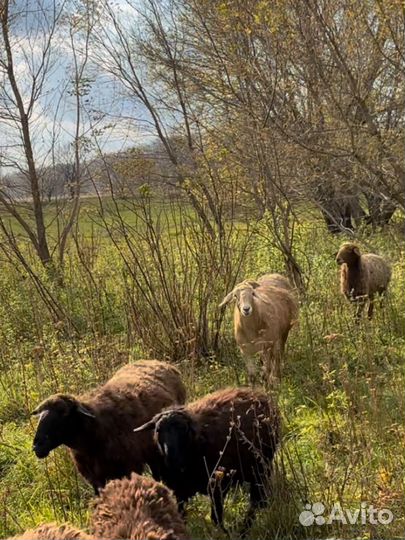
6,242,393,539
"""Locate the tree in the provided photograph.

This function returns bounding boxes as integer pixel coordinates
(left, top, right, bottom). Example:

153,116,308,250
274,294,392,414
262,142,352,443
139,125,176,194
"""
0,0,96,271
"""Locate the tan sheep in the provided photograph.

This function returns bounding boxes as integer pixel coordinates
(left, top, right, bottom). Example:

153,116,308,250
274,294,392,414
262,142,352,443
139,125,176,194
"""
219,273,299,385
336,243,391,319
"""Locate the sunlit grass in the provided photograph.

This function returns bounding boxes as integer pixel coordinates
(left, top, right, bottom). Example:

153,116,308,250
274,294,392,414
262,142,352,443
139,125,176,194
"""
0,202,403,539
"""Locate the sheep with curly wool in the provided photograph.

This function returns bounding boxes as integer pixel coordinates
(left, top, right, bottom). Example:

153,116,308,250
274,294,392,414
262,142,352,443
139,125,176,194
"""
134,387,280,536
219,273,298,385
336,243,391,319
7,474,188,540
91,472,189,540
31,360,186,492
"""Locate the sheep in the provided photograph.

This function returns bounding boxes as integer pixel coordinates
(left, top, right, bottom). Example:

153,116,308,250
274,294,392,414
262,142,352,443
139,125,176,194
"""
6,523,92,540
7,474,188,540
31,360,186,493
219,273,299,386
336,242,392,319
91,472,189,540
133,387,280,536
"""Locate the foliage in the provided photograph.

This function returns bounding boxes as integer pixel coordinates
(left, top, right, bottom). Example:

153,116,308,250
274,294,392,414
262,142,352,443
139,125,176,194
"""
0,200,403,539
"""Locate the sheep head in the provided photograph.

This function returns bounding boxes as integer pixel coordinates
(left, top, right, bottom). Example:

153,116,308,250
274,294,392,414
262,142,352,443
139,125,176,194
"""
31,394,95,458
336,243,361,266
219,280,261,317
134,409,197,473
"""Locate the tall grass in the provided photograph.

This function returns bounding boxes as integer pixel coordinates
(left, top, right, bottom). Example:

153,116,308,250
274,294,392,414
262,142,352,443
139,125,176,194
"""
0,199,403,539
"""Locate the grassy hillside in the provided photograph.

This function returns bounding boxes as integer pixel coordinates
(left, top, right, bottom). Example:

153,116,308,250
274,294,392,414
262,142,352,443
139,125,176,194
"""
0,202,403,540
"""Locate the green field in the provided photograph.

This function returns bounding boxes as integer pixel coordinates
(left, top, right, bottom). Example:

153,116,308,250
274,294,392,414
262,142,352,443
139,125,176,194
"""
0,200,404,540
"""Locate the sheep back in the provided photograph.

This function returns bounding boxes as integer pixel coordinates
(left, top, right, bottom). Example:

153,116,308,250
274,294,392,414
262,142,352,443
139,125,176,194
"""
258,273,294,291
91,473,188,540
362,254,392,295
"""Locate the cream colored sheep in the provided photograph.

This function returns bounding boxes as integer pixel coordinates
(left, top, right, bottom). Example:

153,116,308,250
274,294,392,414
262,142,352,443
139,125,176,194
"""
336,243,391,319
219,273,298,385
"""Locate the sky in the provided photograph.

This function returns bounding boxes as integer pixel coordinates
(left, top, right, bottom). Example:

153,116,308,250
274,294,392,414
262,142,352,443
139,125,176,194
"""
0,0,156,177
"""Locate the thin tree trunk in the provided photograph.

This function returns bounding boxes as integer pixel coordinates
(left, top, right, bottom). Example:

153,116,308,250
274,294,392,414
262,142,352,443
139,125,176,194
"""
1,0,51,267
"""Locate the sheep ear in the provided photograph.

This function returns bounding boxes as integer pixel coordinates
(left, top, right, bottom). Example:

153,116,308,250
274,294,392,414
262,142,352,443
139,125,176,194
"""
77,404,96,418
219,291,235,308
134,419,156,433
245,280,260,289
353,246,360,256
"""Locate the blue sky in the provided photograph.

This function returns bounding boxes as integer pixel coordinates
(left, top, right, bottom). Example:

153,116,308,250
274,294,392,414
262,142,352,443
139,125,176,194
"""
0,0,155,176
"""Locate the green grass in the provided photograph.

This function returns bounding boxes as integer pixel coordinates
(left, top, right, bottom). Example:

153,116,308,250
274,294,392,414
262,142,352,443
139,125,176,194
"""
0,200,403,539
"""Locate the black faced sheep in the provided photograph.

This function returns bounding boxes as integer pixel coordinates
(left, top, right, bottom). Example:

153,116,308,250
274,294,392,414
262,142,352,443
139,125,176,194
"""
7,474,188,540
336,243,392,319
31,360,186,492
91,472,189,540
134,387,280,536
219,273,298,385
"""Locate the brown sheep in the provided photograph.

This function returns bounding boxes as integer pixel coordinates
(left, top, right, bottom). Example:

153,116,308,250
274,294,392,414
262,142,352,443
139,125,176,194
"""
219,273,299,385
336,243,392,319
6,523,92,540
31,360,186,492
91,473,189,540
6,475,188,540
134,387,280,536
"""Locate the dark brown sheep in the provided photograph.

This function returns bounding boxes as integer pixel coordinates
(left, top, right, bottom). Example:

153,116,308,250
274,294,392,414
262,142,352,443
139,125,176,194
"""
91,472,189,540
6,523,92,540
134,387,280,536
31,360,186,492
336,242,391,319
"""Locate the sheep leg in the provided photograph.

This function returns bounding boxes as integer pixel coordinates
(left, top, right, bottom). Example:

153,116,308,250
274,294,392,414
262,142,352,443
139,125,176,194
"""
367,294,374,320
246,356,260,387
379,291,386,310
177,499,186,516
354,299,365,321
263,346,282,391
239,481,267,537
148,458,162,481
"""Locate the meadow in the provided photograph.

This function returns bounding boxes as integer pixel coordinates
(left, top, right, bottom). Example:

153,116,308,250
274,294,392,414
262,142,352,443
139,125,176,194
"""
0,198,404,540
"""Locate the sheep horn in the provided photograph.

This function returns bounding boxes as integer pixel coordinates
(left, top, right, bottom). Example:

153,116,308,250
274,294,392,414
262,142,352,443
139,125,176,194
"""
31,408,49,421
133,419,156,433
77,404,96,418
31,403,47,416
